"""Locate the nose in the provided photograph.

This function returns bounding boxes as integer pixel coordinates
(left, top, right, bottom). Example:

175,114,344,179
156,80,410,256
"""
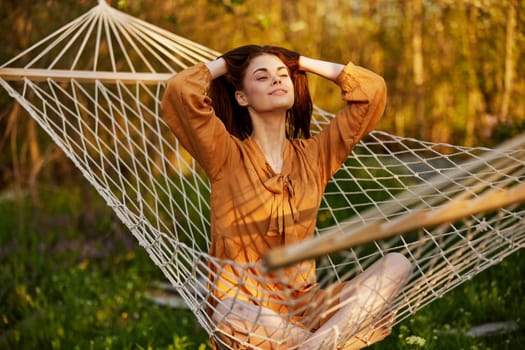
272,76,282,85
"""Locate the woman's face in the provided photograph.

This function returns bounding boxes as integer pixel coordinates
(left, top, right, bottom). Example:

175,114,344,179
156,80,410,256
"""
235,54,295,114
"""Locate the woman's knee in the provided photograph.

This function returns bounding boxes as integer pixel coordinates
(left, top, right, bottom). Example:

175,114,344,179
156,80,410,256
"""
382,252,412,280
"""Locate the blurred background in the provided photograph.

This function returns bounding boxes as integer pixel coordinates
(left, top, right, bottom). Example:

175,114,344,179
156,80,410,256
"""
0,1,524,349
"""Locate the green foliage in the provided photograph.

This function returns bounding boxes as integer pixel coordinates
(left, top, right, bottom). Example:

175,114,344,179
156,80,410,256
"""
0,185,210,350
2,0,525,189
370,249,525,350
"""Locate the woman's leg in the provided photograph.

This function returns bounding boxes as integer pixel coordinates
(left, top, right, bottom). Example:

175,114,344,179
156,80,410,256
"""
338,311,396,350
300,252,412,350
211,297,310,350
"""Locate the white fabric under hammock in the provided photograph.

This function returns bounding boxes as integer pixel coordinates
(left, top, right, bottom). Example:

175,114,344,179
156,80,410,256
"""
1,2,524,349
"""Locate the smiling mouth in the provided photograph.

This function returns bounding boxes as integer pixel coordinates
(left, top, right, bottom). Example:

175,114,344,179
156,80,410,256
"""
270,89,287,95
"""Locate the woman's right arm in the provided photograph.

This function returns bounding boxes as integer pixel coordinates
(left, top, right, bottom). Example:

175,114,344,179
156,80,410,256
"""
161,60,232,179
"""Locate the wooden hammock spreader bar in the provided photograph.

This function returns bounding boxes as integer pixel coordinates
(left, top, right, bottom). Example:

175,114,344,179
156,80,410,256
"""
264,181,525,270
0,67,173,84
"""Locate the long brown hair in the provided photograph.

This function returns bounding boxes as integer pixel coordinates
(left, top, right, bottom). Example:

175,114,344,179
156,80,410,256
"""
209,45,313,140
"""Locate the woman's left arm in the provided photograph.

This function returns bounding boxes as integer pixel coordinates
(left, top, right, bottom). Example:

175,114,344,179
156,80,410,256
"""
298,56,345,82
301,56,387,184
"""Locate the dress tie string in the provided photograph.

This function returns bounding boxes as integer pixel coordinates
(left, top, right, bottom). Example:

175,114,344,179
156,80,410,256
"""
262,172,300,243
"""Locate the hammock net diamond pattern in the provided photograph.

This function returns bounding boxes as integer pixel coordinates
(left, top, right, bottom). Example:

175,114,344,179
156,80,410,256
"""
1,2,524,348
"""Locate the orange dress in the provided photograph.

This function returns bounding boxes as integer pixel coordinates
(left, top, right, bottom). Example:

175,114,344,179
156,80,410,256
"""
161,61,386,324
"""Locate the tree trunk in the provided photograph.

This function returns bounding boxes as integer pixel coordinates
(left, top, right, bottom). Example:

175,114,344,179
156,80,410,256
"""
500,2,516,124
464,5,478,147
412,0,425,139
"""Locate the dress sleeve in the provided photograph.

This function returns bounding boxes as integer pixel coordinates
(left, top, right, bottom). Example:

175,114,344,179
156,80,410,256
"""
161,63,233,179
313,61,387,184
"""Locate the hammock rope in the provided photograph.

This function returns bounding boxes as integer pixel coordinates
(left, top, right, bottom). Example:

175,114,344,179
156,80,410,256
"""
1,2,524,349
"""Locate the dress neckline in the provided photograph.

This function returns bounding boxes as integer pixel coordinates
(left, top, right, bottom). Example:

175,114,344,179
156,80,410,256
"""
245,136,291,176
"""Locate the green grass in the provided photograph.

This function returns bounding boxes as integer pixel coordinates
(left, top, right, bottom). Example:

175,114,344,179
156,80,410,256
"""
372,249,524,350
0,185,210,350
1,184,523,349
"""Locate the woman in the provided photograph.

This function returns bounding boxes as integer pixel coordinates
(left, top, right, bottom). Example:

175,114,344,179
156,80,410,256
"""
161,45,411,349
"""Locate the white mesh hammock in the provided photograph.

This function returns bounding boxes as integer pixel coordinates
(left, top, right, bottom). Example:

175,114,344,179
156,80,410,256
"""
1,2,524,349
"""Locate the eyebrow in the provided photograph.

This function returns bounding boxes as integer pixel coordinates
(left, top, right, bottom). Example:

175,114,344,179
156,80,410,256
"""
252,66,288,75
